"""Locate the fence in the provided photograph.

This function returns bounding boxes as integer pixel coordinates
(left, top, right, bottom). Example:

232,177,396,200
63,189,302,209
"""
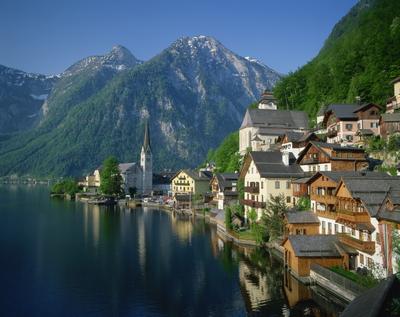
310,263,366,295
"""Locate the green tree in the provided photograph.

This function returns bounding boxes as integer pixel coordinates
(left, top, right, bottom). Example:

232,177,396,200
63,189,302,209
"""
100,156,123,196
51,178,80,198
296,197,311,211
262,194,288,242
225,206,233,230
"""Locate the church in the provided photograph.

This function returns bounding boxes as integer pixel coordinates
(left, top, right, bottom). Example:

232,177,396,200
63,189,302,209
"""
83,121,153,195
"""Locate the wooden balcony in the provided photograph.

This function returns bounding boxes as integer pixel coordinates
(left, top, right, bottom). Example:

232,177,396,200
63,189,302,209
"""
335,210,370,223
316,210,337,220
240,199,266,209
244,186,259,194
311,193,336,206
338,233,375,255
302,157,319,164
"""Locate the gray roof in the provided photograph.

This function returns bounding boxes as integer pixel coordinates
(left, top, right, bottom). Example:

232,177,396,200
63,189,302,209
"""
340,176,400,217
215,173,239,192
341,275,400,317
118,163,137,173
308,171,391,184
178,169,212,181
381,112,400,122
287,235,342,257
325,104,358,120
286,211,319,224
250,151,304,179
240,108,309,130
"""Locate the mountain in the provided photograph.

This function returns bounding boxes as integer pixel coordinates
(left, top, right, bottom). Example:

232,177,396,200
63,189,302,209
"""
273,0,400,119
0,36,281,177
0,65,58,134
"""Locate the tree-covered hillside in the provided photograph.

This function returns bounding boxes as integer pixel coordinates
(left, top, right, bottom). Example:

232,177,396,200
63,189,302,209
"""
274,0,400,118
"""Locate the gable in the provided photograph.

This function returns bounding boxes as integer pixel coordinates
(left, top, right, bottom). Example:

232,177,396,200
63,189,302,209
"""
335,181,353,199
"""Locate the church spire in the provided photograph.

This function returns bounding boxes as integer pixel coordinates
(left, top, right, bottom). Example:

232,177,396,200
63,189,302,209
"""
143,120,151,152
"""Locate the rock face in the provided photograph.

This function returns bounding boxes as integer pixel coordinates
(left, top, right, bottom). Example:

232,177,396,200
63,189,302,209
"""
0,36,282,177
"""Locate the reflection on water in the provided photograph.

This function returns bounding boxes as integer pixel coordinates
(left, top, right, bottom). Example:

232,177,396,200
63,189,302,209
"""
0,185,345,317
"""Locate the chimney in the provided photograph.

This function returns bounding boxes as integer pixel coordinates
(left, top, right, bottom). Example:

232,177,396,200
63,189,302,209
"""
282,151,290,166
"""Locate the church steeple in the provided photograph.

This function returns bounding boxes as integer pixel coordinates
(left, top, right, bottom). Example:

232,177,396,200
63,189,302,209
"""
142,120,151,152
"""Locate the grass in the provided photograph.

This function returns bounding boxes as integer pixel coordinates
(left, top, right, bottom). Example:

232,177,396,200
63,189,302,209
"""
235,229,257,241
330,266,379,289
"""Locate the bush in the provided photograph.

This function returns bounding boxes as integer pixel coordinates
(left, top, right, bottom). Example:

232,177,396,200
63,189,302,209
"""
51,179,80,197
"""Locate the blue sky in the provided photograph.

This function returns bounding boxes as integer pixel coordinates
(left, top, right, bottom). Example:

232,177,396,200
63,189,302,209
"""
1,0,358,75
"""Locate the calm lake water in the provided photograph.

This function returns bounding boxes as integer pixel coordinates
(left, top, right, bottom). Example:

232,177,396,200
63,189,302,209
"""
0,185,344,316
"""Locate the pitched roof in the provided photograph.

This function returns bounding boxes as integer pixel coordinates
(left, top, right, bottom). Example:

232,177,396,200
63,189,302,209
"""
240,108,308,130
118,163,137,173
142,120,151,152
381,113,400,122
215,173,239,192
249,151,304,179
353,103,381,113
287,235,342,257
174,169,212,181
324,104,359,120
285,211,319,224
339,176,400,217
341,275,400,317
306,171,391,184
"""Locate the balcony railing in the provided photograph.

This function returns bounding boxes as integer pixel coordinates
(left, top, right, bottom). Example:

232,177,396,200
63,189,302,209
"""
244,186,260,194
302,157,319,164
338,233,375,254
240,199,266,208
316,210,337,220
335,210,370,223
311,193,336,205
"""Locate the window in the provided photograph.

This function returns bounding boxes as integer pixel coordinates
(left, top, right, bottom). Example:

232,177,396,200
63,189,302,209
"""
321,221,326,234
376,233,380,245
261,181,263,189
360,254,364,265
286,196,291,203
286,181,291,189
341,225,345,233
370,122,378,128
352,228,356,236
335,224,339,234
345,123,353,131
275,181,280,189
367,257,373,269
324,165,329,171
328,223,332,234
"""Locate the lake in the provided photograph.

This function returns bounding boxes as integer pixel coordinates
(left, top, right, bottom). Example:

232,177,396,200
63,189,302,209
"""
0,185,344,316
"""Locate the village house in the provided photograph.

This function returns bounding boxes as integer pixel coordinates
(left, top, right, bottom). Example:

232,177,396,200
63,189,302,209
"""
239,151,304,220
283,211,320,237
210,173,238,210
379,77,400,139
308,171,400,276
171,169,212,197
296,141,369,173
386,76,400,114
239,93,309,155
282,235,357,278
277,131,320,159
291,177,311,206
322,103,381,145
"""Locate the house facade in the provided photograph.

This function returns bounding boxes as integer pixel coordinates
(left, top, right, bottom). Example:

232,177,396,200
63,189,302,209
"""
278,132,320,159
322,103,381,145
240,151,304,220
171,170,212,197
239,93,309,154
296,141,369,173
210,173,238,210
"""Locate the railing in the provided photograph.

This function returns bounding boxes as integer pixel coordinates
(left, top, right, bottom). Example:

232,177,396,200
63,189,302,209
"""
240,199,266,208
302,157,319,164
310,263,366,295
335,210,370,223
244,186,259,194
311,194,336,205
338,233,375,254
316,210,337,220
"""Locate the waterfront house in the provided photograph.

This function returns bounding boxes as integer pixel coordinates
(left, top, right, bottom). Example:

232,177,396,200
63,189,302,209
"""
210,173,239,210
152,172,174,195
282,235,356,277
296,141,369,173
322,103,381,145
171,169,212,197
239,151,304,220
283,211,320,236
239,92,309,154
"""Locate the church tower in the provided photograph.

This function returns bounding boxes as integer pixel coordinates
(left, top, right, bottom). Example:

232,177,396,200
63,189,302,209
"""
140,120,153,195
